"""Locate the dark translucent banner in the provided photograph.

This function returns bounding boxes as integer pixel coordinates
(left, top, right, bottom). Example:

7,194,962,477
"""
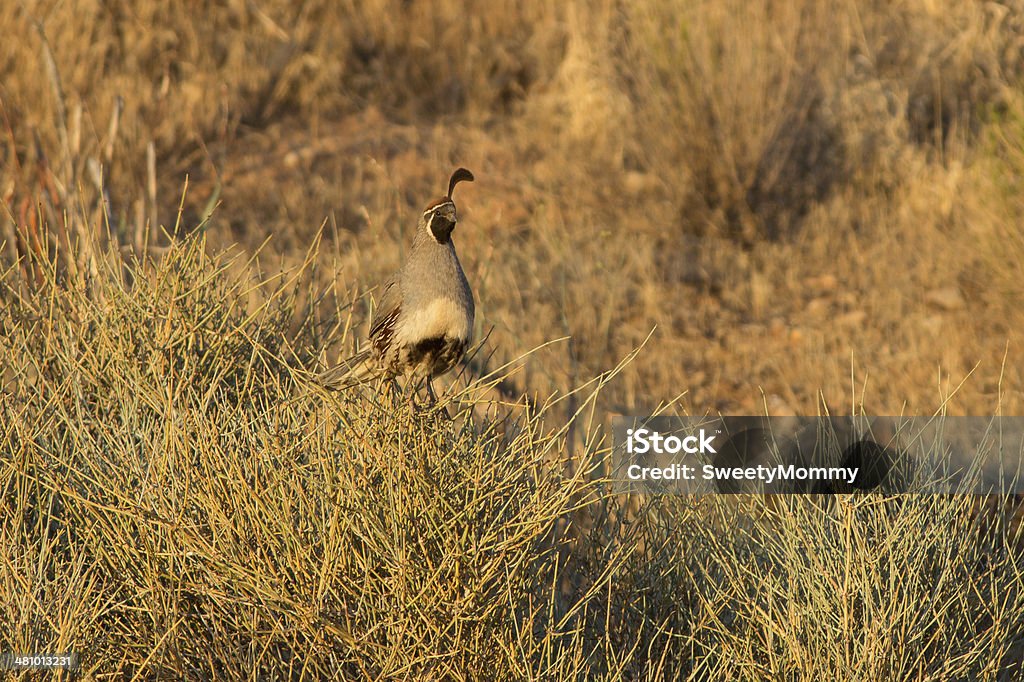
611,416,1024,494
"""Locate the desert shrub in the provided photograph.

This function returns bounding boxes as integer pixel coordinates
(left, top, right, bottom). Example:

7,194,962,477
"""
1,224,1022,678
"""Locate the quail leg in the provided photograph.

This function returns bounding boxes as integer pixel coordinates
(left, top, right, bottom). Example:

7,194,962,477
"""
426,376,452,420
387,378,401,406
403,377,419,410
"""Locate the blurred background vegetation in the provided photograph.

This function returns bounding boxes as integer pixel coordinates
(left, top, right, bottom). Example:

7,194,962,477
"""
2,0,1024,677
2,0,1023,416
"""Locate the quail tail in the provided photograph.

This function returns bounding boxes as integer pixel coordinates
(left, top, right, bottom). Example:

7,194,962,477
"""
317,350,377,389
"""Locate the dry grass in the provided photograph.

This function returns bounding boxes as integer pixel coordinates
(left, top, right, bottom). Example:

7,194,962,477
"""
2,0,1024,677
1,230,1022,679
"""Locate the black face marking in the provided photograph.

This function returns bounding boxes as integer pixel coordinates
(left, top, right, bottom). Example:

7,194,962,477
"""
429,213,456,243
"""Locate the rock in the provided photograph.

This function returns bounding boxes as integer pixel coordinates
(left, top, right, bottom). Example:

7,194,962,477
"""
836,310,867,327
623,171,659,196
921,315,944,334
925,287,964,311
805,274,838,291
766,394,796,417
805,298,830,317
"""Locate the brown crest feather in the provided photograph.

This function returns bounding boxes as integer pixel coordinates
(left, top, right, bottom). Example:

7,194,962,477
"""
447,168,474,199
424,198,451,212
